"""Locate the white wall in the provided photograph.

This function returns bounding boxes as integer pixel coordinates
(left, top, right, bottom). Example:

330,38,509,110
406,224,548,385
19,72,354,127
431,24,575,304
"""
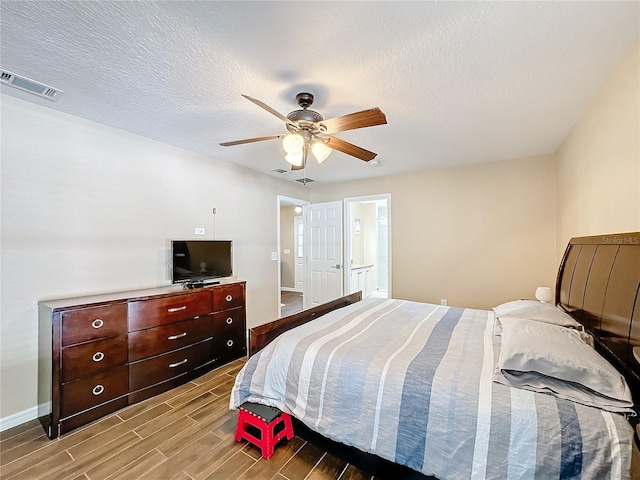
0,94,309,425
556,38,640,256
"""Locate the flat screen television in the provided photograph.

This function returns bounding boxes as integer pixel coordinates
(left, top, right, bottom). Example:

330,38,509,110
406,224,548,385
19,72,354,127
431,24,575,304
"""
171,240,233,287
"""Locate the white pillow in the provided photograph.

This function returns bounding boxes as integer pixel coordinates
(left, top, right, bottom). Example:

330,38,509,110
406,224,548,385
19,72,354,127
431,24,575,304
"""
493,300,583,330
494,317,634,414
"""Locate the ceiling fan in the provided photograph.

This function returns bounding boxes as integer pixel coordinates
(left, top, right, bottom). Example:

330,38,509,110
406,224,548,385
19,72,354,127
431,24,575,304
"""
219,93,387,170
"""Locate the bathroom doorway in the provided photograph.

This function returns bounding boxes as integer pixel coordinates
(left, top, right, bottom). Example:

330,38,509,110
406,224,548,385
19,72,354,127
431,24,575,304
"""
344,194,391,299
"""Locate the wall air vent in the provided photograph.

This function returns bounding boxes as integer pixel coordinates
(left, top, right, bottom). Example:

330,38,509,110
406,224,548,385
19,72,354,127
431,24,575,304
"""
0,70,63,101
294,178,315,185
272,168,290,175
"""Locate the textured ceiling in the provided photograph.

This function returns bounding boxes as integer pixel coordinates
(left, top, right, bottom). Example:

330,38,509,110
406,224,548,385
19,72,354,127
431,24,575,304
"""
1,1,638,185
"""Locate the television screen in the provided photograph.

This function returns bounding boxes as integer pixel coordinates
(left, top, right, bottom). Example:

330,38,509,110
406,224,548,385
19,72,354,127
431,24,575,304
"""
171,240,233,285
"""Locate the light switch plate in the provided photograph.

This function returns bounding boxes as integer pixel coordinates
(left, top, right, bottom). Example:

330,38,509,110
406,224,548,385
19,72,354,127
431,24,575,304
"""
271,252,278,261
284,249,291,254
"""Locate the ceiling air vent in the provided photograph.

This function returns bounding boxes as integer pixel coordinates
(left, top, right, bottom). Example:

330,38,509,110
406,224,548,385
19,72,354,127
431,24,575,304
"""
271,168,290,175
294,178,315,185
0,70,63,101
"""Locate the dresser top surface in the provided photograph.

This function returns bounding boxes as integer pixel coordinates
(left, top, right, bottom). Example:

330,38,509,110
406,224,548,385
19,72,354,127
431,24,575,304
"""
39,279,246,311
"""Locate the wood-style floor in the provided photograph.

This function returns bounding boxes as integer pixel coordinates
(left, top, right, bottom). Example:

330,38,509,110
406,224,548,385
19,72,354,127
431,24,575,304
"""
280,291,303,317
0,359,374,480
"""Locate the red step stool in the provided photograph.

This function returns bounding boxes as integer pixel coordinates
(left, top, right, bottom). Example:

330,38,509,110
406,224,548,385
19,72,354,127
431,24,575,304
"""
235,402,294,459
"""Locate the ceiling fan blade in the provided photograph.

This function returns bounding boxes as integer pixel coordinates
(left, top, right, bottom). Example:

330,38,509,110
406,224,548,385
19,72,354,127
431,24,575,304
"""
241,94,297,128
319,108,387,134
219,135,283,147
325,136,377,161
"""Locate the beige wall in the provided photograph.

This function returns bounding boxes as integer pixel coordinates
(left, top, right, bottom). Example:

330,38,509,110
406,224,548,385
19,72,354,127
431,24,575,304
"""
349,202,378,290
0,94,309,423
349,203,364,265
311,155,558,310
556,39,640,259
280,206,296,289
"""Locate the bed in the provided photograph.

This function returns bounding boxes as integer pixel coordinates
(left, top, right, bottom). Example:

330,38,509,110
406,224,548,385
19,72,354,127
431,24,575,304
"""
231,232,640,479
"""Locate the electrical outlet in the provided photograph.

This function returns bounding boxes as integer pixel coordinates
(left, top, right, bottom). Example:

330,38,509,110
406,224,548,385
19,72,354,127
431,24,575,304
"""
440,299,448,306
195,228,205,235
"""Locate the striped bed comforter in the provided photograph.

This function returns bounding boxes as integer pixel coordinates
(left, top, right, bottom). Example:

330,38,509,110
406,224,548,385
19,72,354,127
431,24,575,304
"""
230,298,634,479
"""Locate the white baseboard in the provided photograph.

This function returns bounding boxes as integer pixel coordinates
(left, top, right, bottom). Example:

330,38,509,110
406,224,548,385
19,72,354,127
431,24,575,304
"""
281,287,302,293
0,406,38,432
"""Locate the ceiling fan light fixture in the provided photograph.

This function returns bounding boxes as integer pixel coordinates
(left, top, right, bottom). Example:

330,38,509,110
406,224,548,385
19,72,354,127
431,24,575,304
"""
285,151,304,167
311,140,332,164
220,93,387,174
282,134,304,155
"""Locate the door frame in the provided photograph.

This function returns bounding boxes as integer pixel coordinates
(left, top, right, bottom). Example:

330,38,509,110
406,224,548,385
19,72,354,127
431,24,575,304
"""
277,195,309,318
344,194,392,298
293,215,304,292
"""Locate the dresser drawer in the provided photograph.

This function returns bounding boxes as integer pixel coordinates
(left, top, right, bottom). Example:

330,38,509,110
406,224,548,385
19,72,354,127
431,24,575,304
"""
59,397,129,437
128,291,212,331
61,303,128,347
212,307,244,335
62,335,128,383
128,316,213,361
129,338,214,391
213,308,246,358
213,330,246,359
213,284,244,312
61,365,128,418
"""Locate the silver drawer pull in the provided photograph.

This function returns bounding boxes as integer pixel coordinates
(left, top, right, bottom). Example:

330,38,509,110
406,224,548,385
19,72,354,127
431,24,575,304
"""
168,332,187,340
225,295,233,302
226,339,234,347
169,359,188,368
91,319,104,329
168,305,187,313
226,317,233,325
92,385,105,396
92,352,105,362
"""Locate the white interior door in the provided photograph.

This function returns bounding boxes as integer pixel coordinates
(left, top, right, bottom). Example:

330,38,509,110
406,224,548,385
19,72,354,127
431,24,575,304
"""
304,201,343,309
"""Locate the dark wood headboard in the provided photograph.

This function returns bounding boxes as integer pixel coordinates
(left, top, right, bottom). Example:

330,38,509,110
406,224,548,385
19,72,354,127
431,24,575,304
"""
556,232,640,403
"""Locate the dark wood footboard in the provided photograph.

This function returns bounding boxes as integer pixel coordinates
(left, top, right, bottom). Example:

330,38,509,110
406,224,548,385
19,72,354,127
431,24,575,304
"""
249,292,362,356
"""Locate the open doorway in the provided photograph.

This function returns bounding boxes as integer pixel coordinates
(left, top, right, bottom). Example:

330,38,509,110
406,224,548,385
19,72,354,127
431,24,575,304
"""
277,195,308,318
344,194,391,299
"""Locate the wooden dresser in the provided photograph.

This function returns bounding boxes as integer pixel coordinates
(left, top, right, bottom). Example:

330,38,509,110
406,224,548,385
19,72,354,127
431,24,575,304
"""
38,281,246,439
